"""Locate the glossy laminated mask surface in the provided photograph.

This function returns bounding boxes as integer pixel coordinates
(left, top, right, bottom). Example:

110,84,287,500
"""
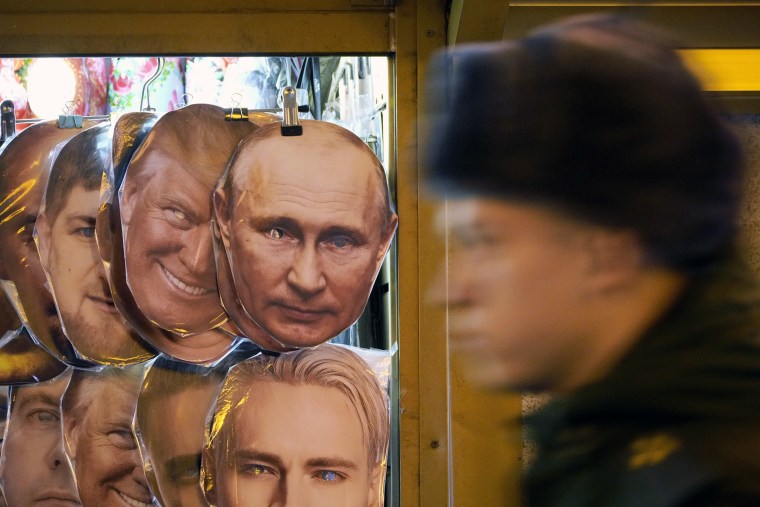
202,344,390,507
117,104,263,364
213,120,397,350
35,124,155,366
61,364,155,507
0,119,99,366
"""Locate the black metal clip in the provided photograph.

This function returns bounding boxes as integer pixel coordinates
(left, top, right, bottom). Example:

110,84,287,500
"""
224,93,248,121
280,86,303,136
0,99,15,143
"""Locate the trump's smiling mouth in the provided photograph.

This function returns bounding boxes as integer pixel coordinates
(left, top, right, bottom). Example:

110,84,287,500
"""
117,490,153,507
161,265,212,297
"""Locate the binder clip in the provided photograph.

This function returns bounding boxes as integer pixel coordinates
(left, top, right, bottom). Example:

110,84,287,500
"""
224,93,248,121
0,99,15,143
58,114,83,129
58,101,83,129
280,86,303,136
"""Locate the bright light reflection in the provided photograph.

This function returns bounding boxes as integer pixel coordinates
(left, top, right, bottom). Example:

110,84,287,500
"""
27,58,77,118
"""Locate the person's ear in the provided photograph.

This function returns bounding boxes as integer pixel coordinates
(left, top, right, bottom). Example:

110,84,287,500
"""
374,212,398,271
119,180,137,227
213,187,232,250
584,228,643,294
201,445,218,506
95,203,115,265
62,411,80,461
366,463,386,507
35,213,52,272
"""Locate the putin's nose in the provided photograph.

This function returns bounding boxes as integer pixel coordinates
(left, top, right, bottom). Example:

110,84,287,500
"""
286,244,327,297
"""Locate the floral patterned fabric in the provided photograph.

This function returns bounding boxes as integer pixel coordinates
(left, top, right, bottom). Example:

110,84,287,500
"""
109,57,184,112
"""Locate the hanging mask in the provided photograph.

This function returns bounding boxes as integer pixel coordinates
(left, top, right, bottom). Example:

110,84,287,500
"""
213,120,398,349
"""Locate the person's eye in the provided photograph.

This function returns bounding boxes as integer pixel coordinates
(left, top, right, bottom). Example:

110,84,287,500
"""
267,227,286,240
173,467,200,485
240,463,276,477
107,429,137,450
313,470,346,483
75,227,96,239
17,225,35,245
328,236,354,249
163,207,192,229
28,409,59,426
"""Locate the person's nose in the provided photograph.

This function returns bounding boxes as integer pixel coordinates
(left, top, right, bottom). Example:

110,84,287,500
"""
429,250,474,310
286,244,326,297
46,439,68,471
178,226,215,279
278,474,309,507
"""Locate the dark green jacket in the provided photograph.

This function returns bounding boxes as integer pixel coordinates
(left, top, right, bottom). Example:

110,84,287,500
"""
525,253,760,507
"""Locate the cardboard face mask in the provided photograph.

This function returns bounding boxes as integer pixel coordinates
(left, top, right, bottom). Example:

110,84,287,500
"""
0,369,80,507
0,119,99,367
134,342,260,507
62,364,155,507
0,327,66,385
201,344,390,507
213,120,398,350
115,105,275,364
35,124,155,366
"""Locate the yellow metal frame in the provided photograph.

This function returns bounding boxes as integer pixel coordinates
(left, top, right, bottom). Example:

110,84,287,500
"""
680,49,760,91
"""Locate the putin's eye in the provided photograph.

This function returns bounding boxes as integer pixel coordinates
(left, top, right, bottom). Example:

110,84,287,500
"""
267,227,286,240
314,470,345,483
329,236,353,249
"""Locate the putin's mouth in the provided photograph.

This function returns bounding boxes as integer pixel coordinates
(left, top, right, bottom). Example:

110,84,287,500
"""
274,303,329,323
161,265,212,297
116,490,153,507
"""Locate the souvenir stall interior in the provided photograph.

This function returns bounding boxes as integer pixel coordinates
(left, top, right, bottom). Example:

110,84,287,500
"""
3,2,760,507
0,52,402,507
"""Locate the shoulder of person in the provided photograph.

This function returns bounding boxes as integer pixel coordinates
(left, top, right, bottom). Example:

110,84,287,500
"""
602,428,760,507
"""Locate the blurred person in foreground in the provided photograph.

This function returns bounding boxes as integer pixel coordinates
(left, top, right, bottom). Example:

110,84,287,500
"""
425,14,760,507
